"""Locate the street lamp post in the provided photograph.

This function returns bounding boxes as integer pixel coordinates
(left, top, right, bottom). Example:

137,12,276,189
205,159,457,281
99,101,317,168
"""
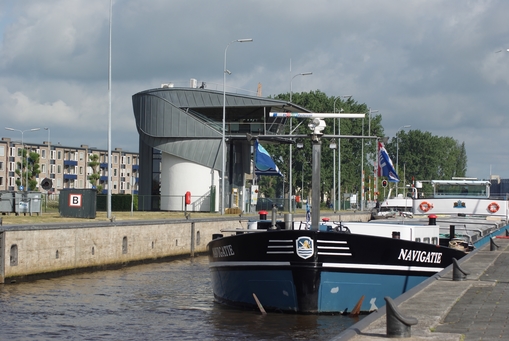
367,108,378,204
44,127,50,156
396,125,411,195
222,38,252,215
360,118,364,211
289,72,312,212
333,95,352,212
5,127,41,191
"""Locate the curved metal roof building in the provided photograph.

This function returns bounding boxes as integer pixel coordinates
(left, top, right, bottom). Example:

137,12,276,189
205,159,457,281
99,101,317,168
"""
132,86,310,212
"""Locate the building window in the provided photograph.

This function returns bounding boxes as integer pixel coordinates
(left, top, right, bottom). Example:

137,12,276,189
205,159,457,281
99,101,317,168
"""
114,155,118,164
0,161,3,170
57,165,61,174
80,152,84,160
57,151,62,159
41,164,46,173
0,145,4,156
41,149,46,158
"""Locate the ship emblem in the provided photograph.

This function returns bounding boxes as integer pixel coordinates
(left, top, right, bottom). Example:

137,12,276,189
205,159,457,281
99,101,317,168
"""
296,236,314,259
453,200,466,208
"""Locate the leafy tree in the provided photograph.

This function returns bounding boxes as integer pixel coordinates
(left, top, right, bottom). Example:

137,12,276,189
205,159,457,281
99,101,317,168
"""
28,151,40,191
88,154,103,193
253,90,469,205
257,90,382,205
15,149,41,191
385,130,467,195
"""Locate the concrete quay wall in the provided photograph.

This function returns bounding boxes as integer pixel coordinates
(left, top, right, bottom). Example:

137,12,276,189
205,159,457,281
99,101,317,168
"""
0,218,242,284
0,212,371,284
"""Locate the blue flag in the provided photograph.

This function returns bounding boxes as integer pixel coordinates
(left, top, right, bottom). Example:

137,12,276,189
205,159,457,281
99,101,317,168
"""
378,141,400,182
254,140,283,176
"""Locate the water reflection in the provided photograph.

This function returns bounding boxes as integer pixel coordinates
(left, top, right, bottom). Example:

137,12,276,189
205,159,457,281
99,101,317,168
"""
0,256,360,340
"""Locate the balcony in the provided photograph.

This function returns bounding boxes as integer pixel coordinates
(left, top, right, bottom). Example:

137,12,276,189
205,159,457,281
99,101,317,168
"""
63,174,77,180
64,160,78,166
100,163,108,169
100,176,109,182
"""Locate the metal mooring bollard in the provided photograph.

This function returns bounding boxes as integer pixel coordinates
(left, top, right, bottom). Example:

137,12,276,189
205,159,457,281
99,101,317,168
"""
490,237,499,251
452,257,470,281
384,296,418,338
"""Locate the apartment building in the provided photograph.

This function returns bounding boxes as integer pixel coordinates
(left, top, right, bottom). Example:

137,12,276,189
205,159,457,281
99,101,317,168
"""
0,137,139,195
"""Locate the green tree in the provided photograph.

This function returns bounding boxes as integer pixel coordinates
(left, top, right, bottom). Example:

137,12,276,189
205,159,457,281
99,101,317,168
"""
15,149,41,191
386,130,467,195
28,151,40,191
88,154,103,193
257,90,381,204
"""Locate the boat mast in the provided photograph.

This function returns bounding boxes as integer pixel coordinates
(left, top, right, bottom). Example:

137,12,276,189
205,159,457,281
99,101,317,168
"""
310,127,322,231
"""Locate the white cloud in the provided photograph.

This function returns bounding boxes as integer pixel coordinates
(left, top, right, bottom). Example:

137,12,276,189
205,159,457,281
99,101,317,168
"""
0,0,508,178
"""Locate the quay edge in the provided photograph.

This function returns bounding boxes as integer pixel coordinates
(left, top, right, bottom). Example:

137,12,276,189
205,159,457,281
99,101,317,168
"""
0,212,372,284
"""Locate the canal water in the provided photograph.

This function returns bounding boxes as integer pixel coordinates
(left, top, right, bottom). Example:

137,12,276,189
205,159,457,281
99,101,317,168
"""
0,256,362,340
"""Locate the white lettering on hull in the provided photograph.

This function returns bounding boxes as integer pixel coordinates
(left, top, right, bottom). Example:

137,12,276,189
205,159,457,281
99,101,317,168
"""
398,248,442,264
212,245,235,258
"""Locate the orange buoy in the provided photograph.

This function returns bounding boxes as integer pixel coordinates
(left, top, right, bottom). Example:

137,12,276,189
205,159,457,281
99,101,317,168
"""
419,201,433,212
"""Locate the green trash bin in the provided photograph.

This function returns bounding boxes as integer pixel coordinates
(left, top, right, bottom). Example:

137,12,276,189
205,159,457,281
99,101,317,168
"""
59,189,97,218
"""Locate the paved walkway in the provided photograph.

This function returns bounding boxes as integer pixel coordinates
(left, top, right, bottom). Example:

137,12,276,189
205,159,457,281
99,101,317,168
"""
334,237,509,340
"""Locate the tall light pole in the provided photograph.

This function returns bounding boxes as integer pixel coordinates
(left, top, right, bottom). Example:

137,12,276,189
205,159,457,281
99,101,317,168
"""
396,125,411,195
222,38,253,215
367,108,378,205
44,127,50,157
360,118,364,211
289,72,312,212
333,95,352,212
107,0,113,219
5,127,40,191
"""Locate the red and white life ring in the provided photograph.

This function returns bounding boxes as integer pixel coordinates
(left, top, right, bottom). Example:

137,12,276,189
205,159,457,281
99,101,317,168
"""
488,202,500,213
419,201,433,212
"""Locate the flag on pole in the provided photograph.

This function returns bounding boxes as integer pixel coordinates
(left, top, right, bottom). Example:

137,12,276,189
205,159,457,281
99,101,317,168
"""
254,140,283,176
378,141,400,182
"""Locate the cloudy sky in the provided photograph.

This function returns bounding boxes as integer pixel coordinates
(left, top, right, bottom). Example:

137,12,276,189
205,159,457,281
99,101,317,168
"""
1,0,508,179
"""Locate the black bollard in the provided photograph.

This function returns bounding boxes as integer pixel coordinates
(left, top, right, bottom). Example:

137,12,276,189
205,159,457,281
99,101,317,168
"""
428,214,437,225
506,229,509,237
490,237,499,251
449,225,456,242
452,257,470,281
385,296,418,338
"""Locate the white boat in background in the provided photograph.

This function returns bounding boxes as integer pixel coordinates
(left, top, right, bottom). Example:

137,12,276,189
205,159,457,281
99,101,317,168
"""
380,179,509,219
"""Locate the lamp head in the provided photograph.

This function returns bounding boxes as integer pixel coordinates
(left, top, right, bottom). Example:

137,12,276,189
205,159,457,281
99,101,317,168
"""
308,118,326,135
